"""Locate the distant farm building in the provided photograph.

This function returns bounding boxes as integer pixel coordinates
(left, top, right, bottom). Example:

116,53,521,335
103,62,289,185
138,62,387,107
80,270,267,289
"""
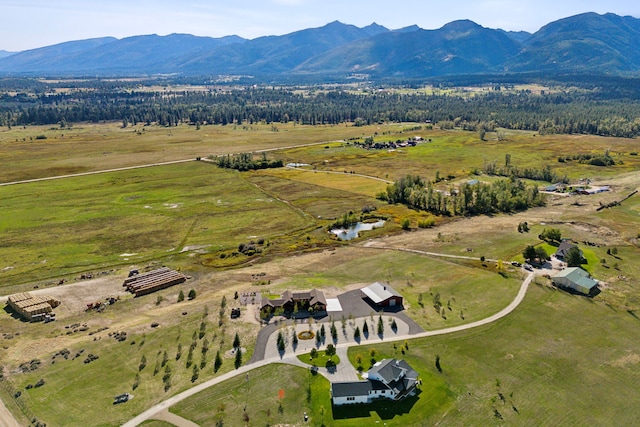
331,359,419,405
552,267,599,295
361,282,403,308
122,267,187,297
7,293,60,321
260,289,327,315
577,186,610,195
544,183,566,192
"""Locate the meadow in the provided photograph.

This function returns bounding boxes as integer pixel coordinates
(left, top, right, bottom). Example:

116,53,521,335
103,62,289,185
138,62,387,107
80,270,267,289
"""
0,162,313,288
0,121,409,183
169,282,640,426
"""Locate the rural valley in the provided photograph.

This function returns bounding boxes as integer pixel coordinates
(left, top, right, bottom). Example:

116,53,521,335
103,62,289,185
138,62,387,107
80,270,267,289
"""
2,8,640,427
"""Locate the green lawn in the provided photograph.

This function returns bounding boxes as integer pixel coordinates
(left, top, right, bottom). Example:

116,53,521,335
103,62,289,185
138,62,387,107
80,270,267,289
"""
297,350,341,368
273,249,522,331
168,281,640,427
346,283,640,426
138,421,175,427
171,364,331,426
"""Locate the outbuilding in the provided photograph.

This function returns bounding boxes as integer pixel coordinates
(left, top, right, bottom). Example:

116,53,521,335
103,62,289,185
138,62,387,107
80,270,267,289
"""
361,282,403,307
552,267,599,295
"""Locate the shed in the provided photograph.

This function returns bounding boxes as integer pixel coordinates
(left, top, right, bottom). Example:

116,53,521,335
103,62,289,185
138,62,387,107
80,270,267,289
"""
361,282,403,307
552,267,599,295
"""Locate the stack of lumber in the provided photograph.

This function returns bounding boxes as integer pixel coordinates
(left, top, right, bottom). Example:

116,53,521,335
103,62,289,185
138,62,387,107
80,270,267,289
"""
123,267,186,297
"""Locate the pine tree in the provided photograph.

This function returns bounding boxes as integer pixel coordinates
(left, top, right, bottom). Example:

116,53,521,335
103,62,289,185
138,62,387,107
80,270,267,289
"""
234,348,242,369
214,350,222,373
233,332,240,349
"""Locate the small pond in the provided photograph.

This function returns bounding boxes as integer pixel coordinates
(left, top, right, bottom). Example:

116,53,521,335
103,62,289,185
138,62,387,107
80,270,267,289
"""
331,220,385,241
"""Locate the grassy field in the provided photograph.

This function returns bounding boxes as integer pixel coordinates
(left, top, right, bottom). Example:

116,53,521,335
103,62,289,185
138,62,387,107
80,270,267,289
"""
270,249,522,331
273,129,640,183
343,282,640,426
0,121,410,183
171,364,331,426
0,161,314,287
2,301,258,426
170,282,640,426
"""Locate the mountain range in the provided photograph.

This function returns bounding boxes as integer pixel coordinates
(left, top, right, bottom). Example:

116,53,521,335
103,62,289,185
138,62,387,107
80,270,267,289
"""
1,12,640,78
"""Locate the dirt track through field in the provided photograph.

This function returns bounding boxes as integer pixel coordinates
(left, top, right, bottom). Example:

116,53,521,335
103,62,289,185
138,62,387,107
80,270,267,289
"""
0,398,21,427
0,140,344,187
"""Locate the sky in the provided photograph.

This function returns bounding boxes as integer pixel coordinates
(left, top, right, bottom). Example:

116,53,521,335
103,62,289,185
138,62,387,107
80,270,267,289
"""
2,0,640,51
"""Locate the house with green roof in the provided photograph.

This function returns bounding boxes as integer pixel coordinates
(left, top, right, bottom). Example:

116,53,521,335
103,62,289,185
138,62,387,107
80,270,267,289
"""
552,267,599,295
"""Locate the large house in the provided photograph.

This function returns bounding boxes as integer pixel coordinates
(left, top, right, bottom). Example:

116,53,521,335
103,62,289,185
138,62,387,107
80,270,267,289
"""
260,289,327,315
331,359,419,406
552,267,599,295
361,282,403,308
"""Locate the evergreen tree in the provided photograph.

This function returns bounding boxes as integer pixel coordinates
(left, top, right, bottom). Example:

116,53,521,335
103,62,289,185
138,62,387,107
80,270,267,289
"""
214,350,222,373
234,348,242,369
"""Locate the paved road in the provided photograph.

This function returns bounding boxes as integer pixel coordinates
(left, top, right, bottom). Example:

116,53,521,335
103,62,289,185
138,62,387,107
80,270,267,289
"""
122,267,534,427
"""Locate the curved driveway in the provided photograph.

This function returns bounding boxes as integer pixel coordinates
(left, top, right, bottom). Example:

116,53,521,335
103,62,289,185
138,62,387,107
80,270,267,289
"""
122,265,534,427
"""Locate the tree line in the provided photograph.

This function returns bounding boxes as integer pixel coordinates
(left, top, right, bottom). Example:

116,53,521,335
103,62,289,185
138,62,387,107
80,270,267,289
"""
214,152,283,171
2,82,640,137
377,174,545,217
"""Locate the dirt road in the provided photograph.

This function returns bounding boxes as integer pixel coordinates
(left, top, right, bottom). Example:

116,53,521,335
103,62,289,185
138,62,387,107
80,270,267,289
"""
0,398,21,427
0,140,345,187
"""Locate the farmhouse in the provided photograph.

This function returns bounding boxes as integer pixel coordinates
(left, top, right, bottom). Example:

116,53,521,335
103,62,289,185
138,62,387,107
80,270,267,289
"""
555,240,581,260
260,289,327,315
552,267,599,295
361,282,403,307
331,359,419,406
122,267,187,297
7,292,60,321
